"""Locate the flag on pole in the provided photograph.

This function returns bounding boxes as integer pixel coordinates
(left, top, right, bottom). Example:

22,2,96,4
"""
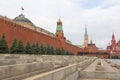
21,7,24,10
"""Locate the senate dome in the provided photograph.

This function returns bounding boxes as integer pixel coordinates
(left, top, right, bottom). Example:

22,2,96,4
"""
12,14,56,37
13,14,36,30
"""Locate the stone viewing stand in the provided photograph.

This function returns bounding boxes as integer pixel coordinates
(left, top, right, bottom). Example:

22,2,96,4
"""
0,54,96,80
0,54,120,80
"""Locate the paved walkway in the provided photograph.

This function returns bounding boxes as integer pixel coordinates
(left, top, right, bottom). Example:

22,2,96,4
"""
78,59,119,80
83,59,119,72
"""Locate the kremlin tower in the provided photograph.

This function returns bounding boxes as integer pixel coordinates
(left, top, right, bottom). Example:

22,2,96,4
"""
55,19,66,49
83,26,99,53
78,26,107,58
84,26,88,47
56,19,64,39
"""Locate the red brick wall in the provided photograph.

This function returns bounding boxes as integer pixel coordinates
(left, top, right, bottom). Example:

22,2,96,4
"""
65,43,81,55
84,54,108,58
0,18,80,54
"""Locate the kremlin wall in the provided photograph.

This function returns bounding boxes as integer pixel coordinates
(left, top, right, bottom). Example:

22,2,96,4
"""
0,14,81,54
0,14,109,57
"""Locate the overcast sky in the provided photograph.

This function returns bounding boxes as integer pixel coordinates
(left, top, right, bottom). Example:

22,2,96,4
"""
0,0,120,49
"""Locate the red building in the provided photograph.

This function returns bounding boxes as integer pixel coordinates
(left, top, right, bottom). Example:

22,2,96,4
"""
107,33,120,58
0,14,81,54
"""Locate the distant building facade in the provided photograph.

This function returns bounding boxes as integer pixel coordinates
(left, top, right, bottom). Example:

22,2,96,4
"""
106,33,120,58
83,27,99,53
78,27,108,58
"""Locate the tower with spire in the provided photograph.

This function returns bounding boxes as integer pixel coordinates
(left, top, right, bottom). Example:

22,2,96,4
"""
84,26,89,47
56,18,64,39
55,18,66,49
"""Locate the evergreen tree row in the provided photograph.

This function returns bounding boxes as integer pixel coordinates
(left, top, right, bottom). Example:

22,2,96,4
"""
0,33,73,55
0,33,9,53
